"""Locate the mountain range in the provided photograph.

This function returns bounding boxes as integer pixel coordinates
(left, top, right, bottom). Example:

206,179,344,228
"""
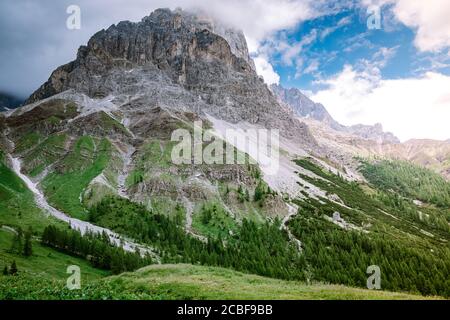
270,84,450,180
1,8,449,300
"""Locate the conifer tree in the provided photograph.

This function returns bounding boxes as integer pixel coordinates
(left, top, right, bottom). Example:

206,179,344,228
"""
10,261,18,275
23,228,33,257
9,227,23,254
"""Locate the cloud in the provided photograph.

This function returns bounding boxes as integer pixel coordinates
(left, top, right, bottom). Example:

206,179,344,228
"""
0,0,324,96
280,29,318,66
311,65,450,141
362,0,450,52
253,55,280,85
303,59,320,75
392,0,450,52
320,16,352,40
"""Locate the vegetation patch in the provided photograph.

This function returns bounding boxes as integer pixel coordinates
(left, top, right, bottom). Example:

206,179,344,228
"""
42,136,113,220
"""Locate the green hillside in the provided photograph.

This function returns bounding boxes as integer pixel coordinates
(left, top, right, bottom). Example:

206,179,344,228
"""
0,264,433,300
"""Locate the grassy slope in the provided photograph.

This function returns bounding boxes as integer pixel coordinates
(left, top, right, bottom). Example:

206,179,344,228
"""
360,159,450,207
112,264,436,300
292,158,450,296
0,149,442,300
0,150,64,232
295,158,450,240
0,228,108,281
1,264,432,300
23,133,68,177
41,136,112,220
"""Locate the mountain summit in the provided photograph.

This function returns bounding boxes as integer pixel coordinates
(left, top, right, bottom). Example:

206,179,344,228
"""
26,8,314,146
2,8,321,233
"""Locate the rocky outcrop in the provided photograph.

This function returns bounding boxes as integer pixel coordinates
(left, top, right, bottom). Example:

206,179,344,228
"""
26,9,254,103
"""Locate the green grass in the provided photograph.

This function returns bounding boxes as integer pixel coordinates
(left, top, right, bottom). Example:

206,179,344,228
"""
0,228,108,281
0,264,434,300
23,133,68,177
126,139,177,188
192,201,238,239
14,132,43,154
41,136,113,220
0,150,64,232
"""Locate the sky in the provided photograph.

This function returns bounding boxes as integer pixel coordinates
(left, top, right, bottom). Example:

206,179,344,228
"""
1,0,450,141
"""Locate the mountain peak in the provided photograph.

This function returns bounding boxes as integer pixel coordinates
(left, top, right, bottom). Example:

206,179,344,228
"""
23,8,316,148
27,8,255,104
271,84,400,144
270,84,344,130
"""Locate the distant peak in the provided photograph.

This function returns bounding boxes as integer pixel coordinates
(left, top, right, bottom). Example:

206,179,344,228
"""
271,84,400,144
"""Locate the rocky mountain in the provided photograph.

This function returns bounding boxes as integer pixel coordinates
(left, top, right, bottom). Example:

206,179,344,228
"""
302,116,450,180
26,9,314,146
1,8,449,299
379,139,450,180
0,92,23,112
270,84,341,130
2,8,322,237
346,123,399,144
270,84,450,180
271,84,400,144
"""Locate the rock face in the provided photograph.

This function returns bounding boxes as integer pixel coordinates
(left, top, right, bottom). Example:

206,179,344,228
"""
27,8,315,148
271,84,399,144
271,84,342,131
3,8,320,225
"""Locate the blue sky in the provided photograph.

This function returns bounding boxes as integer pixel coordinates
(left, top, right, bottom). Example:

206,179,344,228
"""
257,4,450,91
251,1,450,141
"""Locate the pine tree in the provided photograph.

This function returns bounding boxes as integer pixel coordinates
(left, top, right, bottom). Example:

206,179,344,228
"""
2,266,8,275
23,229,33,257
9,227,23,254
245,189,250,202
254,181,266,202
10,261,18,275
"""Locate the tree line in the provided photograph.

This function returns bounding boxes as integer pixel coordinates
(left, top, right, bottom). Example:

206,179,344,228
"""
41,225,153,274
89,196,306,281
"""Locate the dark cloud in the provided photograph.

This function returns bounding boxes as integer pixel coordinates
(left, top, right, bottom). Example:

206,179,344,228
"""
0,0,175,98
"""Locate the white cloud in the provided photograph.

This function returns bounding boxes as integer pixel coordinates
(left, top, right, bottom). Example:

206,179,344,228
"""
362,0,450,52
183,0,320,52
392,0,450,52
320,16,352,40
254,55,280,85
303,59,320,75
280,29,318,66
311,66,450,141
